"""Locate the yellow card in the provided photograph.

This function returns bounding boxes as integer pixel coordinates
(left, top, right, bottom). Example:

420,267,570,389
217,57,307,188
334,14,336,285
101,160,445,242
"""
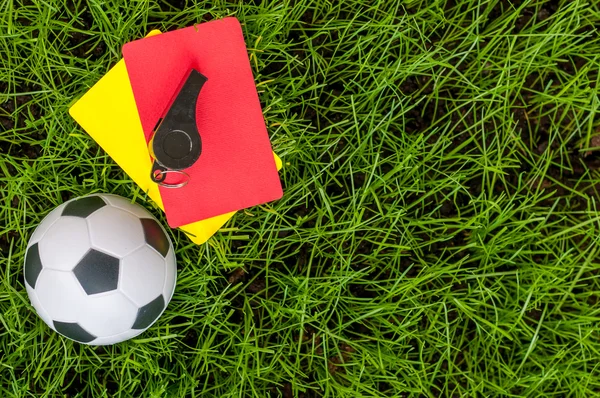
69,30,282,244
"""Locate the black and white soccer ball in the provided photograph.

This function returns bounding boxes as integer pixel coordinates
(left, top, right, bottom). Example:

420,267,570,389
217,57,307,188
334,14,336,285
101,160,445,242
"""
24,194,177,345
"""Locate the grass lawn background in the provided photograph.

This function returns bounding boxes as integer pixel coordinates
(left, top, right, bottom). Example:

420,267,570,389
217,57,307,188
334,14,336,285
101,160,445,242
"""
1,0,600,396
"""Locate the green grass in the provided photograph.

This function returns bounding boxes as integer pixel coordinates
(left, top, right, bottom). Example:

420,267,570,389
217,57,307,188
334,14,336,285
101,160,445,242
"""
2,0,600,396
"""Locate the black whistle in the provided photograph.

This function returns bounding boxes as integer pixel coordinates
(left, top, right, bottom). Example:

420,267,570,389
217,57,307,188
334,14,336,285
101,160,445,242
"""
150,69,208,185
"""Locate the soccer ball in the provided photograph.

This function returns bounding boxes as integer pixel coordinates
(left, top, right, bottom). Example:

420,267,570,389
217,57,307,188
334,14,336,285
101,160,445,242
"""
23,194,177,345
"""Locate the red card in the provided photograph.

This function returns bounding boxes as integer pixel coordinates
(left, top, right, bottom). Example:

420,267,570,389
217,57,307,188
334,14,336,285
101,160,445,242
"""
122,17,283,227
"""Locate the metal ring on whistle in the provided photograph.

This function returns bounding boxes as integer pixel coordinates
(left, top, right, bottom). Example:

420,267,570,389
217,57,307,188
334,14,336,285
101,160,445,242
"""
149,69,208,188
151,169,191,189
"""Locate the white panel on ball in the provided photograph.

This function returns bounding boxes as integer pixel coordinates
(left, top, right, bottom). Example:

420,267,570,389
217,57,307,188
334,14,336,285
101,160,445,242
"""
35,270,87,322
39,216,90,271
164,248,177,301
77,292,138,337
87,206,145,258
26,284,54,328
120,246,166,307
28,203,66,247
89,328,144,346
100,194,155,219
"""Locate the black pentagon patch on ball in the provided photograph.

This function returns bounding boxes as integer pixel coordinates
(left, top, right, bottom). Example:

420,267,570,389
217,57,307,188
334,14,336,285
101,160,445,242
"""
24,243,43,288
62,195,106,218
53,321,96,343
141,218,169,257
132,294,165,330
73,249,119,295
